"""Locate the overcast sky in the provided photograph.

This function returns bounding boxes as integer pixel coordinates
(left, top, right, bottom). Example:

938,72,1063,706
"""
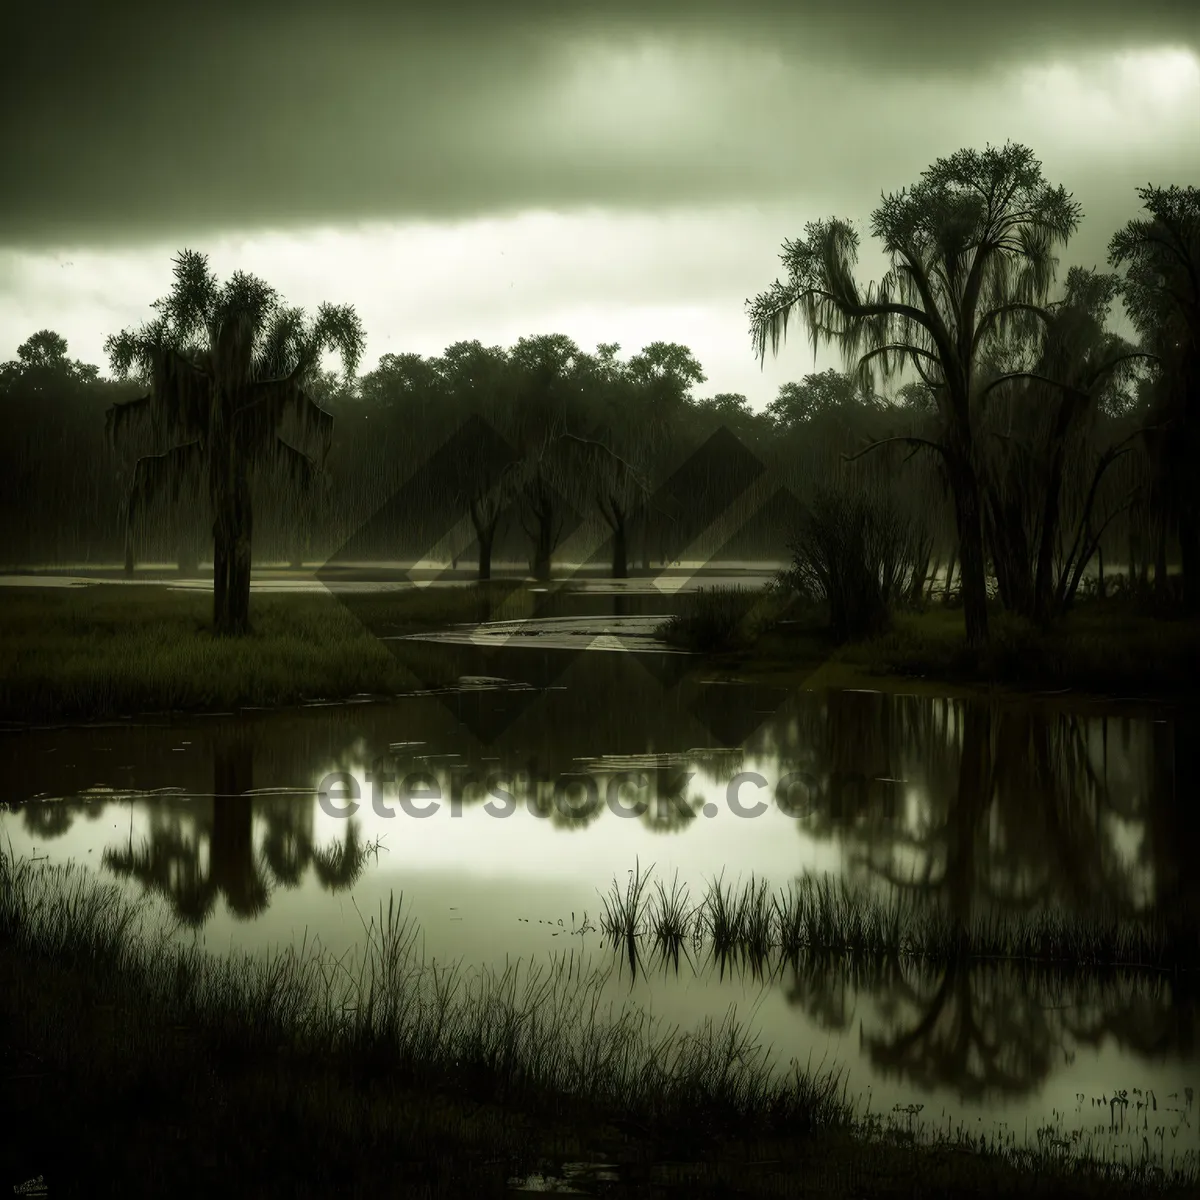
1,1,1196,407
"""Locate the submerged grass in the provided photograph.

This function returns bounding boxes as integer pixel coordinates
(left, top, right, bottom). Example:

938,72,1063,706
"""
599,856,655,942
0,582,525,724
612,871,1200,977
3,844,1196,1198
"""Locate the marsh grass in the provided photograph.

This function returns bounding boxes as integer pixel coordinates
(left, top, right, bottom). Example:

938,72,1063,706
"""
3,845,1197,1197
0,583,521,724
1,844,846,1133
657,585,788,653
650,871,694,970
600,856,655,941
702,871,744,951
622,871,1199,977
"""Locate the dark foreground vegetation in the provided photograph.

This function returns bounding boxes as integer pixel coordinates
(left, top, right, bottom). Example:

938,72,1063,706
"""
830,604,1200,698
3,845,1196,1200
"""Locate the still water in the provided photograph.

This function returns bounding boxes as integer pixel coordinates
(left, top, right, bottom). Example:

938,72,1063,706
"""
3,623,1197,1168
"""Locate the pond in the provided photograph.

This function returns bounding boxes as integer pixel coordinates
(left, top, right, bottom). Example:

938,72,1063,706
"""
3,591,1198,1172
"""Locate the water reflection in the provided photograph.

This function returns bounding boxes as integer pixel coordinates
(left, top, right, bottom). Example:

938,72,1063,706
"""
587,940,1199,1107
740,692,1196,924
2,668,1198,1146
7,728,369,924
3,687,1196,931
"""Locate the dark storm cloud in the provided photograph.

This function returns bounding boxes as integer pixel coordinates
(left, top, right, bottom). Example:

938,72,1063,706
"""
1,1,1195,247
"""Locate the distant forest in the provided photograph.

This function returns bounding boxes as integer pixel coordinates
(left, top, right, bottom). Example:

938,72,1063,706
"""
0,330,944,574
1,150,1194,636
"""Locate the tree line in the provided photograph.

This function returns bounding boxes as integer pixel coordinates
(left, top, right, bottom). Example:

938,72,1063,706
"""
0,142,1194,640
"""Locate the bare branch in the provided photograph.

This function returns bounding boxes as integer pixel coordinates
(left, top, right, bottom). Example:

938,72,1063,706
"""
842,435,950,466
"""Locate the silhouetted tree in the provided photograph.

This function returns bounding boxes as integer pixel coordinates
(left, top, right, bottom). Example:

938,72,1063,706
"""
749,143,1083,646
980,267,1150,622
104,249,364,633
1109,185,1200,613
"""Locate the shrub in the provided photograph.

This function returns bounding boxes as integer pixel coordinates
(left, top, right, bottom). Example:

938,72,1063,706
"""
779,486,932,643
658,586,777,653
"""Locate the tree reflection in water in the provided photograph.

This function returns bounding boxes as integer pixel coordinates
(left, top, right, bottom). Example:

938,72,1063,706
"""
84,731,368,926
6,685,1197,1104
767,695,1200,1101
618,693,1200,1103
858,958,1057,1102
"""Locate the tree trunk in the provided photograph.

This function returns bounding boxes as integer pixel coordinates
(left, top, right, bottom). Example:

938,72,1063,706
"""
1033,463,1067,623
213,523,230,626
950,460,989,647
989,495,1032,618
1155,512,1170,603
609,503,629,579
612,523,628,579
1181,512,1200,617
942,550,958,605
532,518,553,581
527,480,555,582
469,497,500,583
227,508,253,634
908,554,929,607
211,417,253,636
477,526,495,581
1031,397,1080,625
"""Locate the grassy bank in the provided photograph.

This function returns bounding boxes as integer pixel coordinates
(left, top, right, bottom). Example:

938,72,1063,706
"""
6,580,1193,727
599,868,1200,978
2,846,1195,1199
0,582,535,725
660,590,1200,700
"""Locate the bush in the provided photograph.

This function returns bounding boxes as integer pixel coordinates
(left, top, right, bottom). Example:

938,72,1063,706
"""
658,586,776,653
780,486,932,643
